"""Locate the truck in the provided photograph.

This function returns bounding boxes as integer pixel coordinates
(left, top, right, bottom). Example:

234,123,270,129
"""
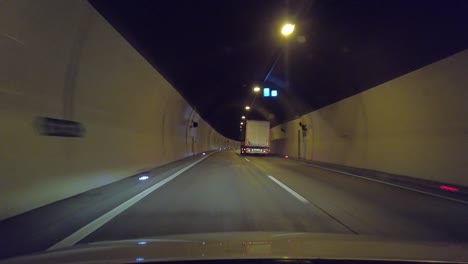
240,120,270,155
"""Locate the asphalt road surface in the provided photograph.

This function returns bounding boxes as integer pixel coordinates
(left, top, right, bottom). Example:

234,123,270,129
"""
81,150,468,243
2,150,468,260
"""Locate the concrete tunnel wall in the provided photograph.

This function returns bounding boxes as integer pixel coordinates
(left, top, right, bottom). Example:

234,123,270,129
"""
0,0,237,220
271,50,468,186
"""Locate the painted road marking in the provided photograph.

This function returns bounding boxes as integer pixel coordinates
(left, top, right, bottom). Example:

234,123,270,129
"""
48,152,217,250
292,160,468,205
267,174,357,234
268,175,308,204
244,158,250,162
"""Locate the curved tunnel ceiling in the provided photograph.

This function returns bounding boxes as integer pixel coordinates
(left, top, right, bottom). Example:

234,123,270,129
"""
90,0,468,140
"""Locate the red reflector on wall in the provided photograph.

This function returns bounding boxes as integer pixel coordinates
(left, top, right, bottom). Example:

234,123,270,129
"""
440,185,459,192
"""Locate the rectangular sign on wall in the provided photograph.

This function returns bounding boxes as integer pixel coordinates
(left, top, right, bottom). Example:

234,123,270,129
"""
36,117,85,137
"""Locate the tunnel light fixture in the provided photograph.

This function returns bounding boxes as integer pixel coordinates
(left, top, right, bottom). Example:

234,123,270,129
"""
253,86,261,92
245,106,251,110
241,116,245,119
281,23,295,36
137,241,147,245
138,175,149,181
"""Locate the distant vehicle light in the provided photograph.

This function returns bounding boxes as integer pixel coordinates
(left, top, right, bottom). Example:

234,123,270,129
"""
136,258,145,262
138,176,149,181
202,152,206,155
440,185,459,192
285,155,289,159
137,241,147,245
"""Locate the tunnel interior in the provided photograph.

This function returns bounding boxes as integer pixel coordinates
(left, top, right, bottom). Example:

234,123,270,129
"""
1,0,468,262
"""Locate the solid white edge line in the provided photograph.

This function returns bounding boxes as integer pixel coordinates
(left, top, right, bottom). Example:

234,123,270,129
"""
292,160,468,205
244,158,250,162
268,175,309,204
48,151,217,251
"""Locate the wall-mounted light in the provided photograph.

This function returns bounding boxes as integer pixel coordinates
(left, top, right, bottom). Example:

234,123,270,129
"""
139,175,149,181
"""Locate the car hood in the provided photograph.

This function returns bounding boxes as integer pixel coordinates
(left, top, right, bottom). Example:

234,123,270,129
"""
1,232,467,264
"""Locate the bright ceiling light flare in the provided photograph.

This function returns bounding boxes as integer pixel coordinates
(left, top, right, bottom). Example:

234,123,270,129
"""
241,116,245,119
253,86,261,92
245,106,250,110
281,23,295,36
